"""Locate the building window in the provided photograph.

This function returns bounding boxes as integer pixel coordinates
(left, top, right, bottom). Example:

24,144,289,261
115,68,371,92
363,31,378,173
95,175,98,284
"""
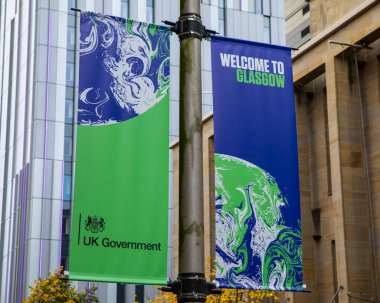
256,0,263,14
240,0,248,11
66,86,74,99
63,175,72,201
66,62,74,86
302,4,310,15
64,137,73,161
68,14,75,27
121,0,129,18
64,161,72,175
263,16,271,43
201,0,211,4
65,99,73,123
301,26,310,38
67,50,74,63
67,0,75,11
62,215,71,235
218,0,225,36
311,208,321,240
65,123,73,137
67,26,75,50
146,0,154,23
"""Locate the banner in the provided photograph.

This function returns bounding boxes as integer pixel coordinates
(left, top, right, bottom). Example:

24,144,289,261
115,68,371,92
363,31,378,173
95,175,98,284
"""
69,12,170,284
211,36,302,291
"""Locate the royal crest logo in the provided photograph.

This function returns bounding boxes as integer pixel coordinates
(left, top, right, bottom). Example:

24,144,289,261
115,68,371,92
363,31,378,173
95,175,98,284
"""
85,215,106,233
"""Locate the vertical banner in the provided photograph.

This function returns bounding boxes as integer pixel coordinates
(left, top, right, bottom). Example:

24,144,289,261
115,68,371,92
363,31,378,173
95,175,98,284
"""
69,12,170,284
211,36,302,291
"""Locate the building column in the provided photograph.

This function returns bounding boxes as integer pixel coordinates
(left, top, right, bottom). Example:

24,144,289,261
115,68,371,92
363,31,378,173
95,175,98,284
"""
325,55,350,303
292,89,316,303
326,54,374,302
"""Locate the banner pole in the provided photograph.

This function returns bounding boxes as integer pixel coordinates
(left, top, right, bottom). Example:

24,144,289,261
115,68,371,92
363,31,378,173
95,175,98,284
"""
178,0,205,302
162,2,219,300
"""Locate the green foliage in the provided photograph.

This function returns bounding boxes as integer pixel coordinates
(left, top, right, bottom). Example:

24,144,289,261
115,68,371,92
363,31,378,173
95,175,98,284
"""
148,287,278,303
148,258,278,303
24,268,99,303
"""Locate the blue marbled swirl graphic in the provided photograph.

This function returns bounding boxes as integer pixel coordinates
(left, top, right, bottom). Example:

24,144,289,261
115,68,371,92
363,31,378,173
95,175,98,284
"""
215,154,303,290
78,12,170,125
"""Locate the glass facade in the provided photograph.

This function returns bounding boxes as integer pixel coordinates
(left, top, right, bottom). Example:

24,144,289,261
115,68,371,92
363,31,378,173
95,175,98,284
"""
62,0,76,270
121,0,129,18
264,15,271,43
63,175,72,201
67,26,75,50
146,0,154,23
66,62,74,86
218,0,225,36
256,0,263,14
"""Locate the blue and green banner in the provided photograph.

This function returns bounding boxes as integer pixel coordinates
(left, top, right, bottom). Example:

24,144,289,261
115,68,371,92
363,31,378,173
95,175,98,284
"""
69,12,170,284
211,36,302,291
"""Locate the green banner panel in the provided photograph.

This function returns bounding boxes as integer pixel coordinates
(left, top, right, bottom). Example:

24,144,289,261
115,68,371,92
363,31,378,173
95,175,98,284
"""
69,13,170,284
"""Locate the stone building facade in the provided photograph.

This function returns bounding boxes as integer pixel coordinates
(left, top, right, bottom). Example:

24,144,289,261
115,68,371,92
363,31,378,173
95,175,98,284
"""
285,0,311,48
172,1,380,303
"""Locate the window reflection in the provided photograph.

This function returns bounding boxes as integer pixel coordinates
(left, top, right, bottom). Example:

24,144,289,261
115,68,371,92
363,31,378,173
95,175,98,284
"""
63,175,72,201
65,99,73,123
264,16,271,43
66,62,74,86
146,0,154,23
218,0,225,36
121,0,129,18
67,26,75,50
256,0,263,14
64,137,72,162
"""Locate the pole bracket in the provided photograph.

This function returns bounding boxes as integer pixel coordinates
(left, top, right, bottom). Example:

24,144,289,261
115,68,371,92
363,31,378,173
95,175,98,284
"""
163,14,218,40
161,273,221,303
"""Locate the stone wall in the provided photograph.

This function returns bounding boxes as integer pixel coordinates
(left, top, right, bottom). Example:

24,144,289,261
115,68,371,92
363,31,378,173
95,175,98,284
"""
309,0,363,36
